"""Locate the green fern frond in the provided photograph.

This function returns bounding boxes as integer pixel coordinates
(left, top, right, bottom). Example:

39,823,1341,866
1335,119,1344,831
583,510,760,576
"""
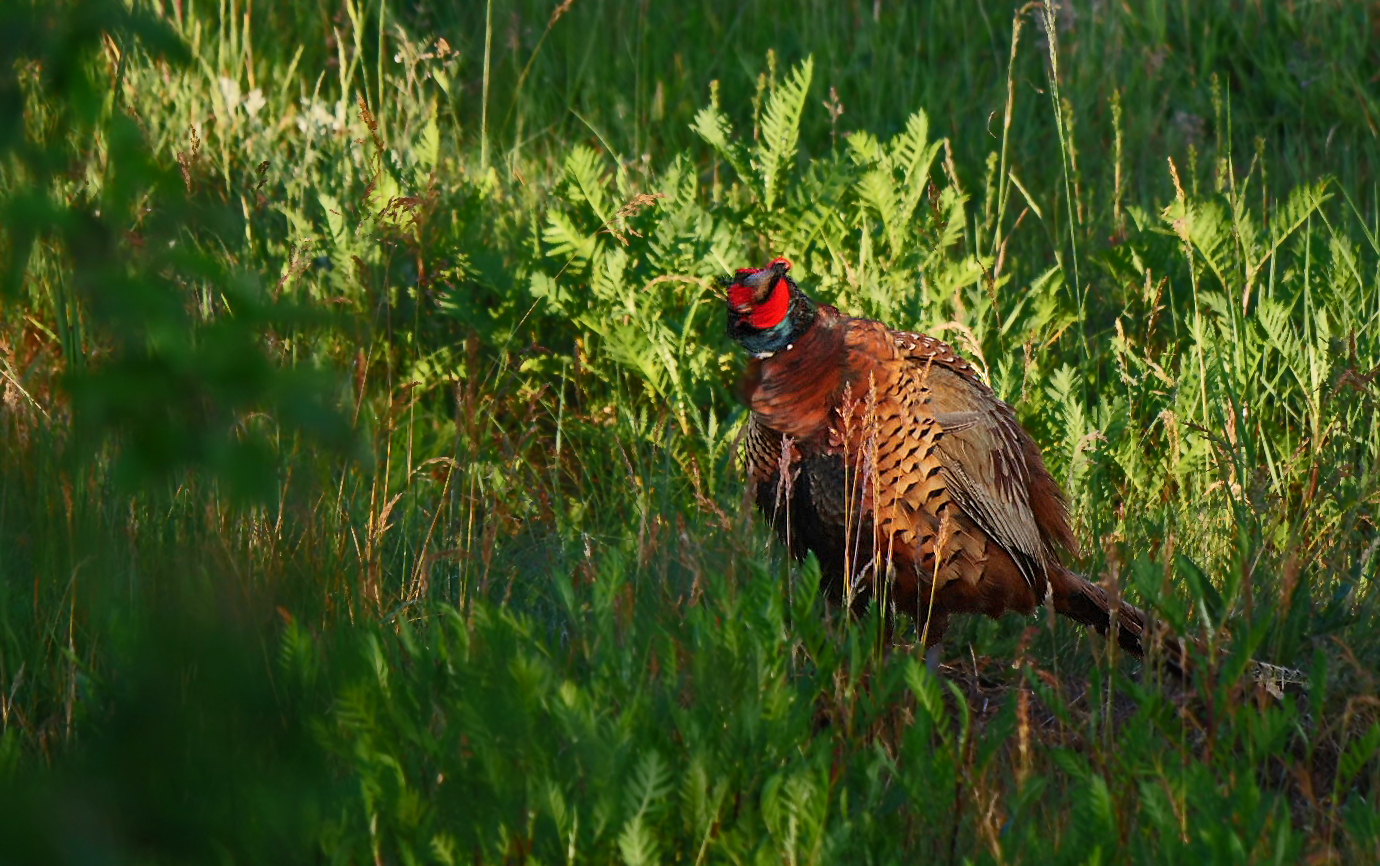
757,56,814,211
564,144,613,225
624,750,674,818
1257,299,1304,367
856,168,902,256
1172,199,1237,292
617,814,660,866
691,100,749,182
846,130,883,166
1271,182,1331,249
543,210,600,268
778,161,852,254
277,619,319,688
892,111,942,228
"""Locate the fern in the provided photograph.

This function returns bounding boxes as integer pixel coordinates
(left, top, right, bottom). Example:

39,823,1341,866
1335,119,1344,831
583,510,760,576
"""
778,160,852,257
892,110,942,231
856,167,902,256
565,144,614,225
624,750,674,819
1336,723,1380,796
691,93,749,182
1270,181,1331,249
845,130,883,166
543,209,600,269
1241,181,1328,307
757,56,813,211
277,618,319,689
1168,198,1237,293
617,814,660,866
613,751,674,865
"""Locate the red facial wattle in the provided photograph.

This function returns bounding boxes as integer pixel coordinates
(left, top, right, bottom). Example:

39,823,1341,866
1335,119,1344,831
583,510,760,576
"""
728,274,791,331
747,279,790,329
727,278,756,312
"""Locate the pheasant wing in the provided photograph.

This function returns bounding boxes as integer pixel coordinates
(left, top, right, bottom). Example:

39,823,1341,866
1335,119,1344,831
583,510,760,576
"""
895,334,1047,588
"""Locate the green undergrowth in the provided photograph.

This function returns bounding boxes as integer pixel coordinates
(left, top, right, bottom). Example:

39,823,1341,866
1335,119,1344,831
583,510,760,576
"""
2,0,1379,861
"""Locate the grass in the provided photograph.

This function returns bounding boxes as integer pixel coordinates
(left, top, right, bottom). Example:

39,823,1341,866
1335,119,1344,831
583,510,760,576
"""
2,0,1379,861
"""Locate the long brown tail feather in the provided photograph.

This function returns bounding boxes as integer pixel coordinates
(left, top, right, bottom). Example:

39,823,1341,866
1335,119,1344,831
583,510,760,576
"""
1049,566,1192,677
1048,566,1310,694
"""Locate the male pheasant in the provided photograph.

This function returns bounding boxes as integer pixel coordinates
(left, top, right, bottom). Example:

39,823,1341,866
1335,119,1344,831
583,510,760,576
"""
725,257,1181,672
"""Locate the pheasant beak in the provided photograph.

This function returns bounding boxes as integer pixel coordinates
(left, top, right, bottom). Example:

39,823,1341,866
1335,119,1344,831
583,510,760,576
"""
740,268,777,305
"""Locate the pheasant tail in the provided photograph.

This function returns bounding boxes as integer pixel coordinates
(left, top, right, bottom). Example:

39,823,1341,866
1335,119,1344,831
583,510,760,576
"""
1049,565,1189,676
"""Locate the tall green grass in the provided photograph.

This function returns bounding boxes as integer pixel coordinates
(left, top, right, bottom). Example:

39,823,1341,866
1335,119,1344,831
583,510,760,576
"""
2,0,1379,861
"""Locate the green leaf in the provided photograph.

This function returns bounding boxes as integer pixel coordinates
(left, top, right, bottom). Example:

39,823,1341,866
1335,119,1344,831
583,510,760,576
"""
757,56,813,211
564,144,613,224
1177,552,1224,629
691,100,749,181
1337,723,1380,792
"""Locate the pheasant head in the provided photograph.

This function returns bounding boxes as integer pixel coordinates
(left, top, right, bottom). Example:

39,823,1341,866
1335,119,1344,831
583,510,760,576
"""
723,257,818,357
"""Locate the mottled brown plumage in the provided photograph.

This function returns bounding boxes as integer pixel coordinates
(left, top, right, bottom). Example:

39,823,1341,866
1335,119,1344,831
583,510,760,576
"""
725,258,1182,672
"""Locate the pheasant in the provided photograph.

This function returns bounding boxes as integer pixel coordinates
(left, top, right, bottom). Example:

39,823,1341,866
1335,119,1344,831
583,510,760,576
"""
724,257,1183,673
